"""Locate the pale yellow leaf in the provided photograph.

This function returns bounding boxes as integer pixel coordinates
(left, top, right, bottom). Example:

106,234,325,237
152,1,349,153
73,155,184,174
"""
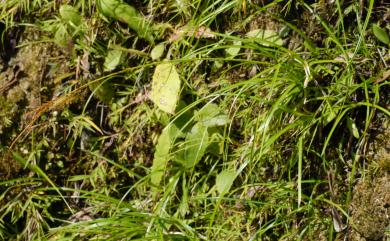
150,63,181,114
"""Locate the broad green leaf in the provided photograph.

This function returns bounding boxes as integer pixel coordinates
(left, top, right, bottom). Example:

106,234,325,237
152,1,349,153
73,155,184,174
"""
151,124,181,187
151,43,165,60
225,40,241,57
59,5,81,27
150,63,181,114
373,24,390,45
96,0,154,43
195,103,229,127
54,25,70,46
180,123,208,169
347,117,360,139
246,29,283,46
195,103,220,121
216,169,236,195
201,114,229,127
104,48,124,72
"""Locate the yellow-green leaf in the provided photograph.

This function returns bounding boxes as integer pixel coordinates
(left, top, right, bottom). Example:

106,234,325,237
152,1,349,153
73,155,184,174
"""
59,5,81,27
150,63,181,114
151,43,165,60
347,117,360,139
54,25,69,46
194,103,229,127
216,169,236,195
246,29,283,46
104,48,124,72
225,40,241,57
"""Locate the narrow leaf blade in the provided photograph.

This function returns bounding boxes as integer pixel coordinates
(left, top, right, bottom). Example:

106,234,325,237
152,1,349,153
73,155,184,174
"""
151,124,180,187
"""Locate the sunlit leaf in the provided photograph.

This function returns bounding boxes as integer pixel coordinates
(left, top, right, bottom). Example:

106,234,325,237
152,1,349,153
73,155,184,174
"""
150,63,181,114
373,24,390,45
216,169,236,195
225,40,241,57
59,5,81,27
203,115,229,127
195,103,229,127
104,48,124,72
195,103,220,120
151,43,165,60
246,29,283,46
54,25,70,46
80,116,103,135
347,117,360,139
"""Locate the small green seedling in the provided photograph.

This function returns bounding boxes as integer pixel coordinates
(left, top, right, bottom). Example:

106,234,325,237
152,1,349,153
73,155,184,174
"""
151,103,229,188
373,24,390,45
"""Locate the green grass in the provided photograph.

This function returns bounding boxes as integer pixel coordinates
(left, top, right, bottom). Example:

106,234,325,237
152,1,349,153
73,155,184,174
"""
0,0,389,240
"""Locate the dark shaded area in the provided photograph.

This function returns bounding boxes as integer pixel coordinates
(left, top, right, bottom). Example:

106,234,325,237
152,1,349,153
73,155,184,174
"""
0,22,22,67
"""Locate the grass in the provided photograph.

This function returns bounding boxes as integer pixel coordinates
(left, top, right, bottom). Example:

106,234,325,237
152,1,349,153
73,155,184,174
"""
0,0,389,240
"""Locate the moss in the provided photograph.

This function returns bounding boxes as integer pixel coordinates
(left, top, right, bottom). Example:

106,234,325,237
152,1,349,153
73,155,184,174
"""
349,113,390,240
0,29,71,179
366,115,390,171
350,175,390,240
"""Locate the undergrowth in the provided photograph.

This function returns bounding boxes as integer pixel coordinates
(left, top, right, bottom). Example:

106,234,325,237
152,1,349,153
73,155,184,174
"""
0,0,389,240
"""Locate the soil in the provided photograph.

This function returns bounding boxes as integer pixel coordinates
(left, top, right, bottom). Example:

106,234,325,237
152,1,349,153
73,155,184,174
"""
350,175,390,240
349,117,390,241
0,29,70,179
